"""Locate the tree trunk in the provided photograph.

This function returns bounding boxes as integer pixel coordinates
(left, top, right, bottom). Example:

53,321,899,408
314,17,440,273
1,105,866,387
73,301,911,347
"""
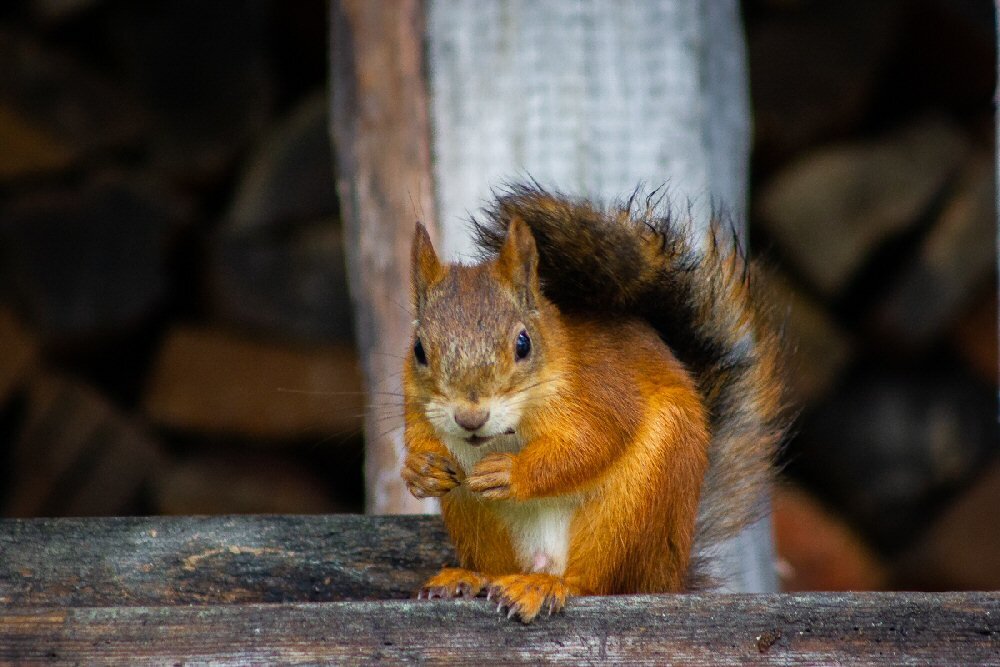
329,0,438,514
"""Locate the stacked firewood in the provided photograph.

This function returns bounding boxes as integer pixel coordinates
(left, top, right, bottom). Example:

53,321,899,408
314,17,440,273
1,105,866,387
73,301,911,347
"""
745,0,998,591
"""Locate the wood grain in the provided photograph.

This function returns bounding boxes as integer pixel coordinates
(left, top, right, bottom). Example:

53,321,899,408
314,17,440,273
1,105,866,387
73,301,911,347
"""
0,515,455,606
0,515,995,663
0,594,996,664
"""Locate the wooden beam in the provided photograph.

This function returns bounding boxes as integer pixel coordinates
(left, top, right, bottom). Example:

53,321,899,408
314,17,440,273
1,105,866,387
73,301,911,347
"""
0,515,454,607
1,594,996,664
1,516,996,663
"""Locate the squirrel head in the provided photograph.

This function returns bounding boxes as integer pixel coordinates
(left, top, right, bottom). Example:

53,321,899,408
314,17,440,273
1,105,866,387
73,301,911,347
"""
407,217,557,447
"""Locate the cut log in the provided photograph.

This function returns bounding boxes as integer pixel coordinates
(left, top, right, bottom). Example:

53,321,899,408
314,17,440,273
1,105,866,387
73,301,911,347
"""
210,91,349,343
210,223,354,344
951,289,998,386
896,460,1000,590
143,327,364,440
773,485,887,592
5,374,164,517
224,91,337,235
759,269,853,404
758,117,969,296
0,174,187,341
0,30,147,181
748,1,903,163
0,308,38,406
793,368,997,551
874,155,996,347
151,454,342,516
105,0,274,181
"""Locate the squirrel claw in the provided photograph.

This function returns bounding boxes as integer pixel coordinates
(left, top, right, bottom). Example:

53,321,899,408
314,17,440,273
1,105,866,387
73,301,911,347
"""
488,573,572,623
418,567,489,601
420,586,451,600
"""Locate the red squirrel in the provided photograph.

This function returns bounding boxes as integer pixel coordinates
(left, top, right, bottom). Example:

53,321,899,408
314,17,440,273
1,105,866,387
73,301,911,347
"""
402,185,788,622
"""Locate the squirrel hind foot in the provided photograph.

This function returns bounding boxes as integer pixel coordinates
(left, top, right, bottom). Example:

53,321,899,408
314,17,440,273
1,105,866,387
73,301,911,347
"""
418,567,489,600
487,573,576,624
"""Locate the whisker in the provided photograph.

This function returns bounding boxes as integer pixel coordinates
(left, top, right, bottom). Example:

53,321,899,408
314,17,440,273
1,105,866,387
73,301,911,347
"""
371,413,403,424
368,372,405,388
306,429,364,451
352,410,404,423
338,402,403,415
408,186,427,224
367,414,405,423
371,350,407,360
276,388,406,399
390,296,415,318
373,423,406,441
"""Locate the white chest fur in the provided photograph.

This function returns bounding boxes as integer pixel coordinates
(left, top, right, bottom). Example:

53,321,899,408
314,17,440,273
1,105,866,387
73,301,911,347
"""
498,497,578,575
443,434,579,576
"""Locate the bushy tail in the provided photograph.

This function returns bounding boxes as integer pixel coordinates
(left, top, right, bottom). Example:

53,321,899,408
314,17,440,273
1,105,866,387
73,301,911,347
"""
472,184,789,588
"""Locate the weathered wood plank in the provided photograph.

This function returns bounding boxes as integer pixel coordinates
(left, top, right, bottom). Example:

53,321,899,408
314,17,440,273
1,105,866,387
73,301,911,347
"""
0,593,996,665
0,516,995,663
0,515,455,606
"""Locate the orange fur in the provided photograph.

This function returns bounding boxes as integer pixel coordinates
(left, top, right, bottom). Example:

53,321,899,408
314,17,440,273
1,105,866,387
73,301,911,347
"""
402,216,712,622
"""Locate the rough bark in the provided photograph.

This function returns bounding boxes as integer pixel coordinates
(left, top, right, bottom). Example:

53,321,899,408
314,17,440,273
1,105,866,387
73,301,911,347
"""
329,0,439,514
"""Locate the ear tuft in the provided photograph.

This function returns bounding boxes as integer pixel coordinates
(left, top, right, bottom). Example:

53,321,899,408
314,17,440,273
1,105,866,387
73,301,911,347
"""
496,215,540,306
411,221,444,311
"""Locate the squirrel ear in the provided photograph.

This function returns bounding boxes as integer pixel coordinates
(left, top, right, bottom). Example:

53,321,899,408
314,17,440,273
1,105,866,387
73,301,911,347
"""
497,215,540,307
411,221,444,311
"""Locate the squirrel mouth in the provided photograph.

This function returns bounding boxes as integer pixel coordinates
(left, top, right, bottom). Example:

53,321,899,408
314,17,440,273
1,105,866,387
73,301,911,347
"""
465,428,515,446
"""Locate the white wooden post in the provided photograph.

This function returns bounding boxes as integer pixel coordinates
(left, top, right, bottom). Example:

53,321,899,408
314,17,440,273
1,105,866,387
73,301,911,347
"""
425,0,774,592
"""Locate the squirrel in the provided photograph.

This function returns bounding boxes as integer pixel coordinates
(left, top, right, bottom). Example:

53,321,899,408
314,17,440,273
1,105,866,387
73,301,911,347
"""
402,184,788,623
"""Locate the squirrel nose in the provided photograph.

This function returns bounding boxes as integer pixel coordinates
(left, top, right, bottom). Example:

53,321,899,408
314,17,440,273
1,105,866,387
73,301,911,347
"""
454,407,490,432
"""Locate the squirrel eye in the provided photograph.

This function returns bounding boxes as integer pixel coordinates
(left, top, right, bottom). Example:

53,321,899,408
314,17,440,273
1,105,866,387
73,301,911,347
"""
413,338,428,366
514,329,531,360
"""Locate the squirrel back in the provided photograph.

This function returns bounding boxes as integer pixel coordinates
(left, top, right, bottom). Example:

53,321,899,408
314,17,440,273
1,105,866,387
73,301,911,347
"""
471,184,789,587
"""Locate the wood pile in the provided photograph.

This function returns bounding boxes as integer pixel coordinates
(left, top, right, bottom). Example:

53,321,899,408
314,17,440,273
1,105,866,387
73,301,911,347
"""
745,0,998,591
0,1,360,518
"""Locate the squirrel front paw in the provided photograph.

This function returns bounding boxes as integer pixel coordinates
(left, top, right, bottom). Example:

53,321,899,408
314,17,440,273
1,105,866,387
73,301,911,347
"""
402,451,462,498
466,452,518,500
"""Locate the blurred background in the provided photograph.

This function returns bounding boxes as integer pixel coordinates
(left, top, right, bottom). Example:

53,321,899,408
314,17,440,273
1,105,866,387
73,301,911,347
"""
0,0,996,593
